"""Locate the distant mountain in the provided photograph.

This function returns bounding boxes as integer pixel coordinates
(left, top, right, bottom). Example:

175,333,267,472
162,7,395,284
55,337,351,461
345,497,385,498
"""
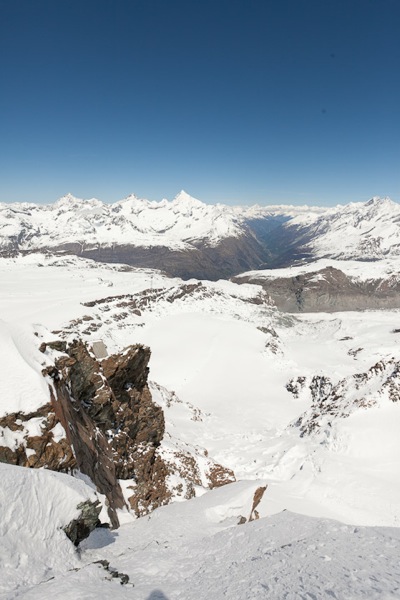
268,196,400,265
1,192,399,279
234,262,400,312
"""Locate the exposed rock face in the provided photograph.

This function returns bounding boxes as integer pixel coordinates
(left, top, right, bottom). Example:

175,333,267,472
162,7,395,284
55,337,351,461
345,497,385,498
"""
234,266,400,313
287,358,400,439
47,341,168,524
0,404,75,470
59,233,269,280
0,338,236,524
63,499,102,546
0,341,166,525
81,280,271,313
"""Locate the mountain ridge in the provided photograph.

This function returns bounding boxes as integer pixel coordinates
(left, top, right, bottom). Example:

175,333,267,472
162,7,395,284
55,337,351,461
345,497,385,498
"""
1,192,400,279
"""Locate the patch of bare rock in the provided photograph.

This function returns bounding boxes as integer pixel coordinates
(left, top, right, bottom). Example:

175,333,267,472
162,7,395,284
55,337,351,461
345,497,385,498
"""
234,266,400,312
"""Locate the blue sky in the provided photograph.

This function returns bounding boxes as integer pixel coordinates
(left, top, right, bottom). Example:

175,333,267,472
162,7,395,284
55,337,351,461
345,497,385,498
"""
1,0,399,206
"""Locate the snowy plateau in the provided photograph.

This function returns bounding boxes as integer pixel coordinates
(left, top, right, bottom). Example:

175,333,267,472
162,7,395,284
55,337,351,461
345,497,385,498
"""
1,192,400,599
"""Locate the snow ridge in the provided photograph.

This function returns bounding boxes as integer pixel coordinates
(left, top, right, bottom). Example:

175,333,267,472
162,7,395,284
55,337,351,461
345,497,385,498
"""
0,191,247,251
288,196,400,260
1,192,399,264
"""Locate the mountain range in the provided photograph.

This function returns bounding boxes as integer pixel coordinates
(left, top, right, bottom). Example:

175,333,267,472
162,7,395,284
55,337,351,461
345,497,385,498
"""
1,192,399,279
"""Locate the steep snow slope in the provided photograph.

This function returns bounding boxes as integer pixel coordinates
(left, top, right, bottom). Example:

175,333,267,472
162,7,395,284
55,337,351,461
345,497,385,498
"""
283,196,400,261
0,463,99,593
0,321,50,413
78,493,400,600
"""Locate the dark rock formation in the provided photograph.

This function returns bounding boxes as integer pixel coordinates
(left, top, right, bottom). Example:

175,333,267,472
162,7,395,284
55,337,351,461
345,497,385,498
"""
63,499,102,546
92,560,130,586
47,341,167,524
35,232,269,281
0,338,236,525
0,404,76,470
234,266,400,313
0,341,165,526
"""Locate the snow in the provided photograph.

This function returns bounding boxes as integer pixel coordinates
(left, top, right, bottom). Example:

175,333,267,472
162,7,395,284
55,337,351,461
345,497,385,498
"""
1,251,400,598
0,191,246,251
0,321,50,414
238,256,400,282
2,193,399,262
6,481,400,599
286,196,400,260
0,463,98,594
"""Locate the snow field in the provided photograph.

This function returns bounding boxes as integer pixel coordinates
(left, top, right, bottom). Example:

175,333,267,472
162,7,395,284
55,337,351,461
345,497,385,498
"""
1,253,400,598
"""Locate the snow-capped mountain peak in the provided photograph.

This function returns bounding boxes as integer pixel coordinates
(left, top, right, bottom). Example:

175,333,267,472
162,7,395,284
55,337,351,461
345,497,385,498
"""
54,192,82,206
121,192,140,202
285,195,400,261
53,193,103,211
171,188,201,203
365,195,394,207
1,192,400,278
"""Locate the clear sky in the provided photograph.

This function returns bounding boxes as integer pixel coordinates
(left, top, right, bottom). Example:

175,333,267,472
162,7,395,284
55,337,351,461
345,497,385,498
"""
1,0,399,206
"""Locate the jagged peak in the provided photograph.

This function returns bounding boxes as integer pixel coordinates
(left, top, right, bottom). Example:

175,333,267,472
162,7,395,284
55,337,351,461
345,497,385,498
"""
54,194,103,210
365,196,395,207
172,190,204,207
55,192,81,205
122,193,140,202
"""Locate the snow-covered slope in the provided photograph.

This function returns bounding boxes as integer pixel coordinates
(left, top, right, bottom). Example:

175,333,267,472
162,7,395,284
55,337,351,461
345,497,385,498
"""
78,495,400,600
3,479,400,599
0,191,247,252
2,253,400,598
0,462,100,593
283,196,400,261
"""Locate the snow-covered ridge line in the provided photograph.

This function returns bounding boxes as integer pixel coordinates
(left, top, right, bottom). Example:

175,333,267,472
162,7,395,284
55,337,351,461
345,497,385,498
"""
0,189,328,251
0,190,244,251
1,192,400,279
2,189,331,212
286,195,400,261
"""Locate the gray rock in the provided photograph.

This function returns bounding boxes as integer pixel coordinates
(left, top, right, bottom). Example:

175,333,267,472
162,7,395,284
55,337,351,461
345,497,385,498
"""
63,499,102,546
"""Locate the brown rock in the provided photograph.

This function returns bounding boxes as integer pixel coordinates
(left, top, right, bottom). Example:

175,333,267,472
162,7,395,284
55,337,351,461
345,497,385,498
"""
1,337,237,526
248,485,268,521
207,463,236,489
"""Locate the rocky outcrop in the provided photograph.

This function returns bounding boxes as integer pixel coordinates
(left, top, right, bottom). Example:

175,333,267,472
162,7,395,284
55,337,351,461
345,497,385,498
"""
0,338,236,525
46,341,169,524
287,358,400,439
0,404,75,470
0,341,166,525
63,499,102,546
234,266,400,313
56,233,268,281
